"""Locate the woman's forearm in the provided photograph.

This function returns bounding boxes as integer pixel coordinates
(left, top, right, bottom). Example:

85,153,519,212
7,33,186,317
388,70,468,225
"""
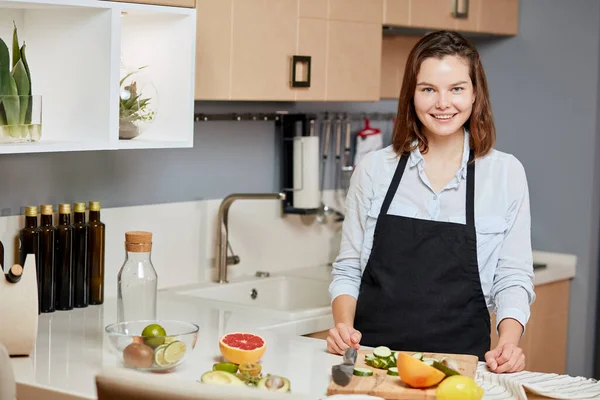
497,318,524,346
332,294,358,326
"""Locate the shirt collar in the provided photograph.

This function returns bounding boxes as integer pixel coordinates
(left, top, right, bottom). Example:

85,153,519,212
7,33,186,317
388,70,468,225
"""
408,128,470,181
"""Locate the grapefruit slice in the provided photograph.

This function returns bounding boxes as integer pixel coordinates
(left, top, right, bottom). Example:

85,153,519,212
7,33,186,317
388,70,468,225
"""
397,352,446,388
218,332,266,365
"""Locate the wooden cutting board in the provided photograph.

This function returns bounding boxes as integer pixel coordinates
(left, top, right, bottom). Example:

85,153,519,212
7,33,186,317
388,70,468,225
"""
326,350,478,399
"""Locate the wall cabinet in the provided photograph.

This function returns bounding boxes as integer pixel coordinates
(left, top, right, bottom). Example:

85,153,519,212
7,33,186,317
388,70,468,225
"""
109,0,196,8
305,279,571,375
195,0,383,102
383,0,519,36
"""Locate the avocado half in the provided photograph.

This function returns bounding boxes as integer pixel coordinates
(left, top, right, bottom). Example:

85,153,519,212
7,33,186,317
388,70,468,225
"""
257,375,291,392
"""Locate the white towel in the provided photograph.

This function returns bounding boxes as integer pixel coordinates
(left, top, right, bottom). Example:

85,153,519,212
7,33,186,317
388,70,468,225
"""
476,363,600,399
354,133,383,167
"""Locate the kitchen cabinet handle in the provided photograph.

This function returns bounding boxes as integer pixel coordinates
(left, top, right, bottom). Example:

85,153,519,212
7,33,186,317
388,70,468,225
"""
291,55,311,88
452,0,469,19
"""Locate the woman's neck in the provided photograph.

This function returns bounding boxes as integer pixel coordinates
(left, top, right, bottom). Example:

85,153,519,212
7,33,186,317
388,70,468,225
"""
422,128,464,164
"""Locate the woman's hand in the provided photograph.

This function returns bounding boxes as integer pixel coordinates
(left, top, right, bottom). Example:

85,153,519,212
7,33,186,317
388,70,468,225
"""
485,342,525,373
326,323,362,355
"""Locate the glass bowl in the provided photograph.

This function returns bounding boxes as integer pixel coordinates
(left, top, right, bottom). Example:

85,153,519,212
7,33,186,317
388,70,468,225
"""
105,320,199,372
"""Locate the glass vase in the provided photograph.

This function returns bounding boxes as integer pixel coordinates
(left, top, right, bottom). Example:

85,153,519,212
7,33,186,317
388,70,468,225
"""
0,95,42,143
119,64,158,140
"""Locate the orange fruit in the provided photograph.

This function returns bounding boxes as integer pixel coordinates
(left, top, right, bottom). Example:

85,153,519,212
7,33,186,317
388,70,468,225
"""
218,332,266,365
397,352,446,388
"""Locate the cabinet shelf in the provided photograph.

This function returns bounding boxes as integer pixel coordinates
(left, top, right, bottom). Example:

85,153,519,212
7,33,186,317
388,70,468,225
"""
0,0,195,154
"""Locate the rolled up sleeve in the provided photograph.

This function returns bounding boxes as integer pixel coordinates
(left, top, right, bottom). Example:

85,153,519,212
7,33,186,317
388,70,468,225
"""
491,156,536,333
329,152,375,302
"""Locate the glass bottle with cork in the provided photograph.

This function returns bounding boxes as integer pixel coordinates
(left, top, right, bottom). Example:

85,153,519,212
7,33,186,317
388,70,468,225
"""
117,231,157,323
88,201,105,305
55,203,74,310
19,206,40,304
72,202,89,308
39,204,56,313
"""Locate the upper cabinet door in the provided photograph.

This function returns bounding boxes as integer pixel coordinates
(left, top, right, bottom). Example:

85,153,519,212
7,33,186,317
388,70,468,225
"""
383,0,518,36
195,0,232,100
230,0,298,101
326,20,382,101
329,0,383,23
478,0,519,35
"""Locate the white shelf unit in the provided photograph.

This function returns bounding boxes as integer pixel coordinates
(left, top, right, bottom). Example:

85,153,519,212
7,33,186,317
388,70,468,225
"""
0,0,196,154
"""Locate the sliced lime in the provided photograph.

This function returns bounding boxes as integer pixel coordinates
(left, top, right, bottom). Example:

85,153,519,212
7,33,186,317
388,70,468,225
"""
154,345,170,367
163,340,186,364
213,362,239,374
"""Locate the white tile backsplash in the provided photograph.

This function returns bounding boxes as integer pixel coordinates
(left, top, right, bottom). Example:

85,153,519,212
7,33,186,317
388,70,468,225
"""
0,190,345,300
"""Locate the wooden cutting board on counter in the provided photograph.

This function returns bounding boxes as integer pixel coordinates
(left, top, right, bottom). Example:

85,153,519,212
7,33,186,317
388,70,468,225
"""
326,350,478,399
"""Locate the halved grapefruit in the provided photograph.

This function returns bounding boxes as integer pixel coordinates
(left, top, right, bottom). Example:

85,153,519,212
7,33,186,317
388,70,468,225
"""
397,352,446,388
218,332,266,365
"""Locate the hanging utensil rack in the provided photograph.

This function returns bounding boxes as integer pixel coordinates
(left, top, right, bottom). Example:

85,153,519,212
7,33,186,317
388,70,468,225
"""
194,111,397,122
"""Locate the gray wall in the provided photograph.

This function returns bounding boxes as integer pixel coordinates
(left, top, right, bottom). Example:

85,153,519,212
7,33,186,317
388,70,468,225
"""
0,0,599,377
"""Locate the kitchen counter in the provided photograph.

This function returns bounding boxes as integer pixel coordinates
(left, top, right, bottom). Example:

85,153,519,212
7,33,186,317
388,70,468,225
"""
10,250,578,399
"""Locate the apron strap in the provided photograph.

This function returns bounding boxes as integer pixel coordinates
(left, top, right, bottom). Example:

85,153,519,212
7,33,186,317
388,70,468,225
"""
380,152,409,216
466,150,475,229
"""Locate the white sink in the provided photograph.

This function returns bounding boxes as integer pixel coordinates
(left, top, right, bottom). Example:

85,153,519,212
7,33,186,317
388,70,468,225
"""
172,275,332,320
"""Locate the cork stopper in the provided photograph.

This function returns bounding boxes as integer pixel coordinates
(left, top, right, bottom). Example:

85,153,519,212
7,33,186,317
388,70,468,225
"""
58,203,71,214
89,201,101,211
40,205,53,215
24,206,38,217
74,202,86,213
125,231,152,252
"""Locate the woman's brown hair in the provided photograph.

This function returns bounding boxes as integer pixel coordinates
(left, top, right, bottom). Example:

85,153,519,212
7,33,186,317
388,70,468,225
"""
392,30,495,159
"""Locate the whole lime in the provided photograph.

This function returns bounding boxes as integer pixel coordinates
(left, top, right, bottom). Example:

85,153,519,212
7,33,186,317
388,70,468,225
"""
141,323,166,349
436,375,484,400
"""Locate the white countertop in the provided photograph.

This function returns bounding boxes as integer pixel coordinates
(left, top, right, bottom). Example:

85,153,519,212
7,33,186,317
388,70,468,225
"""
10,253,577,399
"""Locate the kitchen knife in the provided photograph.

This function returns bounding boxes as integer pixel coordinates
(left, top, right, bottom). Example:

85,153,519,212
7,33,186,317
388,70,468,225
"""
331,347,357,386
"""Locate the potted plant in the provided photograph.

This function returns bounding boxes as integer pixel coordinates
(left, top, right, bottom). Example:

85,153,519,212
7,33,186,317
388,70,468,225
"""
0,23,42,143
119,64,157,140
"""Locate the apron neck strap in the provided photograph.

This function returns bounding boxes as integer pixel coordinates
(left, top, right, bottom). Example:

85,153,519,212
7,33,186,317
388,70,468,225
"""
380,149,476,229
465,149,475,228
380,152,409,215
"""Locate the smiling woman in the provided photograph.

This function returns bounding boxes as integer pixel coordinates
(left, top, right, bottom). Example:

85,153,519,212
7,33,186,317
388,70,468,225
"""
327,30,535,376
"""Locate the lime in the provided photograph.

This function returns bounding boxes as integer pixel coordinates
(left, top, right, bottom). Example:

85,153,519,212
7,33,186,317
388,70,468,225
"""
436,375,484,400
163,340,186,364
164,336,176,344
154,344,170,367
213,362,239,374
141,324,166,349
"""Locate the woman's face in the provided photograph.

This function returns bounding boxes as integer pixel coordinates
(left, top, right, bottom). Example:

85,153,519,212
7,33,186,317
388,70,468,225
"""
413,55,475,139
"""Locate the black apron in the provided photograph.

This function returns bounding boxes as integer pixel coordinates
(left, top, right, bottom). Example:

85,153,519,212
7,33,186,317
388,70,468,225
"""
354,150,490,360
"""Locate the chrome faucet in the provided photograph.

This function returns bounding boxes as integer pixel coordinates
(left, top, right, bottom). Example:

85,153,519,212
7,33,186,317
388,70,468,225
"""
216,192,286,283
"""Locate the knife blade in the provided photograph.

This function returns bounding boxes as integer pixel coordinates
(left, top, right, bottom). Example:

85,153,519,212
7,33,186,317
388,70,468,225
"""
331,347,357,386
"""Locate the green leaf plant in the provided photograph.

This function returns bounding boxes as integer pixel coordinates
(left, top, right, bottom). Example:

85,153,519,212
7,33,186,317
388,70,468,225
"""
119,65,155,123
0,22,33,137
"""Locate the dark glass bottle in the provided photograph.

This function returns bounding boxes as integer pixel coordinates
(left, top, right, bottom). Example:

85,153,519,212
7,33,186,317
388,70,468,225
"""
72,202,89,308
88,201,105,305
19,206,41,312
55,203,74,311
39,205,56,313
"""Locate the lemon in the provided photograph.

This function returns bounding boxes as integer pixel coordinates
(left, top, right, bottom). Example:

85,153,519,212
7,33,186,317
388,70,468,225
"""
164,340,186,364
141,324,166,349
436,376,484,400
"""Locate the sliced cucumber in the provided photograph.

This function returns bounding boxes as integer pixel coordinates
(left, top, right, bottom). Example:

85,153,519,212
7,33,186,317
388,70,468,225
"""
395,351,400,360
372,357,387,369
387,367,399,376
353,367,374,377
373,346,392,359
365,354,376,362
411,352,424,360
423,358,435,366
433,360,460,377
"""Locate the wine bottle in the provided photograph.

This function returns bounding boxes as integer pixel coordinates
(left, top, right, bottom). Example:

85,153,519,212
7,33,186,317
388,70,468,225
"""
73,202,89,308
88,201,105,305
19,206,41,311
55,203,74,311
39,205,56,313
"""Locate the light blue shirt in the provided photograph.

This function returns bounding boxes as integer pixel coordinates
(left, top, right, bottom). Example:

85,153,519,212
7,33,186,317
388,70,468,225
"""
329,131,536,331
